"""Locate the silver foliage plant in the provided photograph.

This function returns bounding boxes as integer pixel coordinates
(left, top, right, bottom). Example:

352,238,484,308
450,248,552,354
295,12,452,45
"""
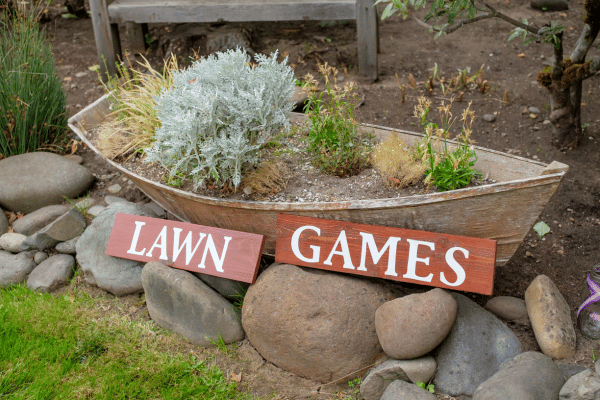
145,48,296,190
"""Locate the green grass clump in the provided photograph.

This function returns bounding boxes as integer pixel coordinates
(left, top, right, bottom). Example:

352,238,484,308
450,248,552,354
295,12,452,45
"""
303,64,371,177
0,10,68,158
0,284,249,399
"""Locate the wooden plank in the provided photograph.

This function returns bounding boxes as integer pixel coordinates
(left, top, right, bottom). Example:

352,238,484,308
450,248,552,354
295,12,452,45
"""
275,214,496,294
106,213,265,283
89,0,118,80
125,22,149,54
108,0,357,23
356,0,378,80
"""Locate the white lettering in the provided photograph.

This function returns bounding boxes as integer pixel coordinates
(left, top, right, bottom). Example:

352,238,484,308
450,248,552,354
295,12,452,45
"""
199,234,232,272
172,228,207,265
324,230,355,270
441,247,468,286
127,221,147,255
358,233,402,276
403,239,434,282
146,226,168,260
291,225,321,263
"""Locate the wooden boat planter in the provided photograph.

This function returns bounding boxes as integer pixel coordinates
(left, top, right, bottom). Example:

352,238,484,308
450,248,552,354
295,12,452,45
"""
68,94,568,266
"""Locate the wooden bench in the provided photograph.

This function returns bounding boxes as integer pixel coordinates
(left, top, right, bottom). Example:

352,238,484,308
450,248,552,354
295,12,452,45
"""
89,0,379,80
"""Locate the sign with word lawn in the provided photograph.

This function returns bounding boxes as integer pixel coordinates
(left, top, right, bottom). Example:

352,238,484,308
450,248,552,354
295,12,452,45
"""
275,214,496,295
106,213,265,283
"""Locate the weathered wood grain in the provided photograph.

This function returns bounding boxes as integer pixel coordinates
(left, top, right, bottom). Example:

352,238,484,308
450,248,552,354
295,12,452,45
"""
275,214,496,294
106,213,264,283
68,94,568,266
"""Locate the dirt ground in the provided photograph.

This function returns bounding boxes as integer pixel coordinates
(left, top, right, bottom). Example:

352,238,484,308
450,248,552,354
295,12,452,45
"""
38,0,600,397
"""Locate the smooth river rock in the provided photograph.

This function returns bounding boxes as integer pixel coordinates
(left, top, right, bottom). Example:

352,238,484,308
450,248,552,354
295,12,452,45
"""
26,254,75,293
0,250,37,287
360,357,437,400
485,296,529,321
473,351,565,400
525,274,576,359
242,263,394,383
12,205,70,236
76,202,156,296
375,288,457,359
0,233,27,253
434,293,522,396
0,152,94,213
142,261,244,346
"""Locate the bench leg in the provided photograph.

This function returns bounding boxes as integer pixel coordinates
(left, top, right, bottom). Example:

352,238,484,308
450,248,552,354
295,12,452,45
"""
89,0,118,80
126,22,149,55
356,0,378,81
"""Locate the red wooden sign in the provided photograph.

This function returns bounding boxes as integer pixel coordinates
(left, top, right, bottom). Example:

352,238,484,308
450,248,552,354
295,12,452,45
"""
106,213,265,283
275,214,496,295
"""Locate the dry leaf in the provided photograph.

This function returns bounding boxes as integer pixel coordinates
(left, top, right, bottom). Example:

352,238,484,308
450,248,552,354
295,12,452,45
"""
517,53,525,58
230,372,242,383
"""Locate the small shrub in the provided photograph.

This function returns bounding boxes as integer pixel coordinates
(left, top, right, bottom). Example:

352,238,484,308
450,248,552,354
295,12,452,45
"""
98,55,178,159
413,96,481,191
0,10,68,157
242,160,290,200
372,132,426,187
146,49,296,190
303,64,371,177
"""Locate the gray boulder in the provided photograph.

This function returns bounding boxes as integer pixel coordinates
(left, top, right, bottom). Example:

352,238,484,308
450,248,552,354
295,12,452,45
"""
473,351,565,400
142,261,244,346
361,357,437,400
192,272,249,301
0,152,94,213
55,236,80,254
380,380,437,400
560,369,600,400
242,263,394,383
27,254,75,293
21,208,86,251
0,250,37,287
12,205,70,236
76,202,156,296
0,233,27,253
375,288,457,359
525,274,576,359
433,293,522,396
0,208,8,235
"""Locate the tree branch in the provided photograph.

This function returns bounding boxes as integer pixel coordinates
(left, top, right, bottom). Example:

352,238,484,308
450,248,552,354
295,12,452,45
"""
443,13,496,34
482,1,540,35
570,23,600,64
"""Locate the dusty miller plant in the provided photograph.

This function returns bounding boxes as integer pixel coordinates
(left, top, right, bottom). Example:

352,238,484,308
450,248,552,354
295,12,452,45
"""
145,49,296,190
375,0,600,148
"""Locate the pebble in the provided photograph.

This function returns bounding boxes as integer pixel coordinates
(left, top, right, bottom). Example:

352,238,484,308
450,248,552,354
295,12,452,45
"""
0,233,27,253
34,251,48,264
485,296,528,321
75,71,88,78
87,205,106,217
104,195,127,205
107,184,122,194
543,119,552,124
483,114,496,123
64,154,83,164
528,106,541,114
525,274,576,359
55,236,80,254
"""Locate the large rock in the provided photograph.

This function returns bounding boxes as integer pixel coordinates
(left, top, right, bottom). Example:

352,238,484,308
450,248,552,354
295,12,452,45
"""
0,250,37,287
76,202,156,296
525,274,576,359
0,152,94,213
27,254,75,293
11,205,70,236
360,357,437,400
20,208,86,251
434,293,522,396
192,272,249,301
242,263,394,383
473,351,565,400
559,369,600,400
375,288,457,359
142,261,244,346
380,380,437,400
0,208,8,235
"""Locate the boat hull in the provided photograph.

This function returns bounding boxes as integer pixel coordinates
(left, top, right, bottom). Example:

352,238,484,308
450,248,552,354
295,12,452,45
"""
68,94,568,265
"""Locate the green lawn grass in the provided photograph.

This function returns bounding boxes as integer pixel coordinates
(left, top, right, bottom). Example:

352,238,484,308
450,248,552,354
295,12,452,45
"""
0,284,250,399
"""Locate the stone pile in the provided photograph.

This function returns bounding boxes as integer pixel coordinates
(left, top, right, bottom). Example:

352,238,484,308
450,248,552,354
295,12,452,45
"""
0,151,595,400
